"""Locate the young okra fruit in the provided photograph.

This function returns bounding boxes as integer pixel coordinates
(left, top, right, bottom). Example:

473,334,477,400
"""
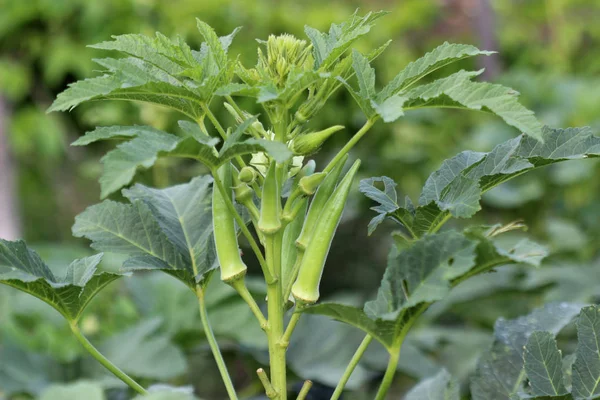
14,9,595,400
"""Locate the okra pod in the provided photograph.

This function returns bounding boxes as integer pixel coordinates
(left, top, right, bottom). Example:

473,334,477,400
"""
291,125,345,155
291,159,361,303
295,154,348,250
258,160,282,235
212,164,248,283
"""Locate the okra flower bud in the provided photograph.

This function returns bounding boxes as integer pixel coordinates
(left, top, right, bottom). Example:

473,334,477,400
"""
213,164,248,283
299,172,327,195
238,166,258,184
291,125,345,155
295,154,348,250
258,160,282,234
292,159,361,303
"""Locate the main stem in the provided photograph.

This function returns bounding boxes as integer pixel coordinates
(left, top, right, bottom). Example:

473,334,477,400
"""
69,323,147,395
266,233,287,399
196,286,239,400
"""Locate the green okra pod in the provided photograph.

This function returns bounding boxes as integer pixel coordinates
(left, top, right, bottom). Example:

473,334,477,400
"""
258,160,282,235
281,199,308,298
212,164,248,283
291,125,344,155
291,159,361,303
298,172,327,195
295,154,348,250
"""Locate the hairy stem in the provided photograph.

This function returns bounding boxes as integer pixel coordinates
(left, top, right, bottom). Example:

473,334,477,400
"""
211,169,274,283
196,286,238,400
330,335,373,400
69,323,147,395
323,119,376,174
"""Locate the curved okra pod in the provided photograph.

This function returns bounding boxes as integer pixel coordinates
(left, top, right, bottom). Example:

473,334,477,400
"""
281,199,308,299
213,164,248,283
295,154,348,250
292,159,361,304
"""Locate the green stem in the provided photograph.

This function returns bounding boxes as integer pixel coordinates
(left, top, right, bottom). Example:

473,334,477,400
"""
196,286,238,400
202,103,248,170
282,250,304,302
323,119,375,174
330,335,373,400
257,368,278,399
297,380,313,400
230,279,268,330
211,169,274,283
280,309,302,347
374,349,400,400
69,323,147,395
266,233,287,399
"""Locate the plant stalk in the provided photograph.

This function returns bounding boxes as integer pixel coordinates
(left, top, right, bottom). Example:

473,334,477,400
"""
297,380,313,400
230,279,268,329
69,323,147,395
330,334,373,400
266,233,287,399
373,348,400,400
323,119,375,174
196,286,238,400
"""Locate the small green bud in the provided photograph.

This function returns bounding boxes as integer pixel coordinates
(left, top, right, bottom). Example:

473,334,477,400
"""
238,166,258,184
291,125,344,155
299,172,327,195
234,182,253,203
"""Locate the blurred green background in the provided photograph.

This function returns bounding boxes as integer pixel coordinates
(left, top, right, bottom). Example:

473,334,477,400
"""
0,0,599,399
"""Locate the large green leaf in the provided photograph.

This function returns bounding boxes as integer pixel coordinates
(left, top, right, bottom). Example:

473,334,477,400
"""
304,227,545,350
305,10,387,70
572,306,600,399
133,386,199,400
471,303,582,400
0,241,120,323
49,21,239,115
363,126,600,236
377,42,494,100
72,177,217,287
524,331,568,397
376,69,543,140
73,122,291,197
39,381,105,400
405,369,460,400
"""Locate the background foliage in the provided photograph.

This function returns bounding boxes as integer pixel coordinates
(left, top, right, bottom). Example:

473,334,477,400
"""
0,0,599,399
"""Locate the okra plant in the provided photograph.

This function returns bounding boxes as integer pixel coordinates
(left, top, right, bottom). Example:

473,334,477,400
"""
1,10,599,400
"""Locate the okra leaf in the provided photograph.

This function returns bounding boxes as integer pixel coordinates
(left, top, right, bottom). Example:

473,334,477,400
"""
305,227,544,350
0,241,122,323
572,306,600,399
74,126,182,198
305,10,387,70
49,22,239,115
73,177,221,288
377,42,495,101
524,332,568,397
471,303,582,400
405,369,460,400
366,126,600,236
133,387,198,400
122,176,217,278
39,382,105,400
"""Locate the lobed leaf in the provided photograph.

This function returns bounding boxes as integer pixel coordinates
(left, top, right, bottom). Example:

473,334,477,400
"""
572,306,600,399
0,241,121,322
524,331,568,397
471,303,582,400
364,126,600,236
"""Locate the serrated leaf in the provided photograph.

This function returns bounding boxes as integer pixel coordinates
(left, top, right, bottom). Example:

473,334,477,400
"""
471,303,582,400
378,42,494,100
377,126,600,236
524,331,568,396
572,306,600,399
305,10,387,70
178,120,220,146
0,241,121,322
405,369,460,400
73,178,220,288
365,231,477,321
401,70,543,139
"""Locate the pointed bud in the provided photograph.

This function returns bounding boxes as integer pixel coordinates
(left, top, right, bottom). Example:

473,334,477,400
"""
291,125,344,155
299,172,327,195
